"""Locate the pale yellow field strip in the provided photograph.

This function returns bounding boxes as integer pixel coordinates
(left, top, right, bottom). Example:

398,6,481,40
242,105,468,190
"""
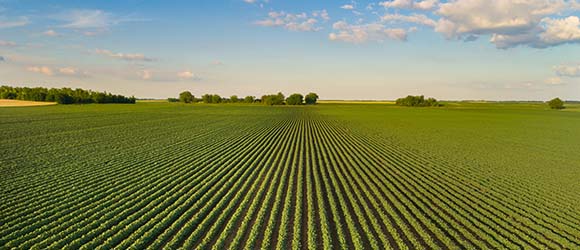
0,99,57,107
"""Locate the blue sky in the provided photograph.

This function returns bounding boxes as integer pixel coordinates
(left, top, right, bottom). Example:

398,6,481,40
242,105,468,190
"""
1,0,579,100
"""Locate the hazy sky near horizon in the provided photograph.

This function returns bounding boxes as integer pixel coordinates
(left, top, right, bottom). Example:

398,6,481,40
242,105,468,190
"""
1,0,579,100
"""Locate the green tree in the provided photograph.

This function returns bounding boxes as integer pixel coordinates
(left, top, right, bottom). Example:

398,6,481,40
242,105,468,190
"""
262,92,285,105
305,92,319,105
179,91,194,103
548,97,565,109
244,96,255,103
230,95,239,103
286,93,304,105
211,94,222,104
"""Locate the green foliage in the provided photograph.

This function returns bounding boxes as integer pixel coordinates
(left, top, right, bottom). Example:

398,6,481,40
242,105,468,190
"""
285,93,304,105
395,95,440,107
261,92,285,105
230,95,239,103
547,97,565,109
179,91,194,103
305,92,319,105
1,103,579,249
243,96,255,103
167,98,180,103
0,85,135,104
201,94,222,104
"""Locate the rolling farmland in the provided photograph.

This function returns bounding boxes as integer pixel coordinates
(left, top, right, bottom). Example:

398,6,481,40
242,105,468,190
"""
1,102,580,249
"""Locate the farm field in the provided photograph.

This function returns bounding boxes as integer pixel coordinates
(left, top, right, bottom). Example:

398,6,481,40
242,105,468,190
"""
0,99,56,107
1,102,580,249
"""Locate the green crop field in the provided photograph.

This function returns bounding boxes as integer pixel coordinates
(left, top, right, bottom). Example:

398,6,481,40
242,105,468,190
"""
1,102,580,249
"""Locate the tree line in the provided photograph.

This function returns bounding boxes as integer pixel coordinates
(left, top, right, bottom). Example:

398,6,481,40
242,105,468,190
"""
0,85,136,104
174,91,319,105
395,95,440,107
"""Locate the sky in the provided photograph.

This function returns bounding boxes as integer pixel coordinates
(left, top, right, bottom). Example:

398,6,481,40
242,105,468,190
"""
0,0,579,100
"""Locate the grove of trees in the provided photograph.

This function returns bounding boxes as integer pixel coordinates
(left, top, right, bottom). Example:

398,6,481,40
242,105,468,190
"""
0,85,136,104
176,91,319,105
395,95,440,107
547,97,565,109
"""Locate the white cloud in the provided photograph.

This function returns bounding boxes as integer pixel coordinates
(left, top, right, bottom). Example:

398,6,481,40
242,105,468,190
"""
93,49,154,62
43,29,59,37
56,9,146,33
545,76,564,85
27,66,54,76
380,0,439,10
138,69,152,80
132,69,200,81
341,4,355,10
0,16,29,29
434,0,580,48
27,66,89,77
329,20,407,43
382,13,436,27
255,10,328,32
177,71,195,79
554,63,580,77
60,9,115,29
211,60,224,65
243,0,269,5
539,16,580,47
58,67,77,75
0,40,16,46
312,10,330,21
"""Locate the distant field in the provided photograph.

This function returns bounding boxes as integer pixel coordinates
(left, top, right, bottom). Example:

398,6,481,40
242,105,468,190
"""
318,100,396,104
0,99,56,107
1,102,579,249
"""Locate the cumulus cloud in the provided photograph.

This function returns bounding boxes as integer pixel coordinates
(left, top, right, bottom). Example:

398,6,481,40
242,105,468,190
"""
93,49,154,62
545,76,564,85
329,20,407,43
554,63,580,77
539,16,580,47
177,71,195,79
380,0,439,10
58,67,77,75
43,29,59,37
138,69,152,80
341,4,355,10
133,69,200,81
255,10,329,32
382,13,437,27
0,40,16,47
27,66,54,76
434,0,580,48
0,16,29,29
27,66,89,77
